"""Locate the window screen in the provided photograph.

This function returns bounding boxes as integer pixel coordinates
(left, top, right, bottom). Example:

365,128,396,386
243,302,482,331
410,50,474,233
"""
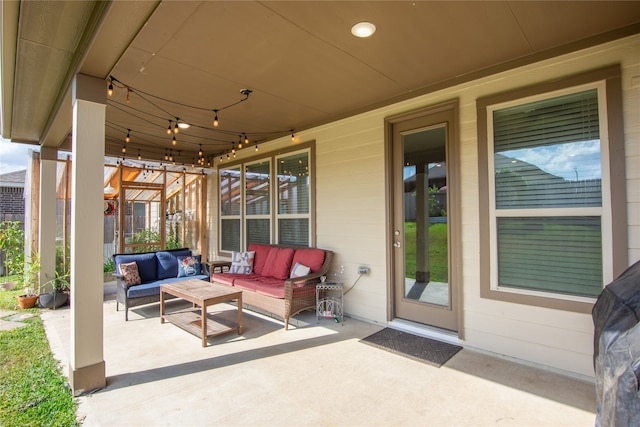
492,88,604,298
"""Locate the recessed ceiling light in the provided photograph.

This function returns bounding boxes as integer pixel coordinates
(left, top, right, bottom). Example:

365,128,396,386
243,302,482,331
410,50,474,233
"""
351,21,376,38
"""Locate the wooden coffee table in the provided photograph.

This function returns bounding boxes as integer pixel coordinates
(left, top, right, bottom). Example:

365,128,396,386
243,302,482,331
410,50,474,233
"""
160,279,243,347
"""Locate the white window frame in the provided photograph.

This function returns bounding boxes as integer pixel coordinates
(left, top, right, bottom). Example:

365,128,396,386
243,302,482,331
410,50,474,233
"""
486,81,613,303
218,143,314,255
244,158,272,245
275,148,312,246
218,165,242,253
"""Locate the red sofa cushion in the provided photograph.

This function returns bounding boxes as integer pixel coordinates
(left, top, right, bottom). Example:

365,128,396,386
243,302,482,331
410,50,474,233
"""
235,276,286,298
291,248,325,274
211,273,261,286
248,243,272,275
261,247,295,280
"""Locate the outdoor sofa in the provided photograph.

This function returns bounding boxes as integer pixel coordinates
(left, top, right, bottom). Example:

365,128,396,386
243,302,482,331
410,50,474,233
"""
211,244,334,329
113,248,209,320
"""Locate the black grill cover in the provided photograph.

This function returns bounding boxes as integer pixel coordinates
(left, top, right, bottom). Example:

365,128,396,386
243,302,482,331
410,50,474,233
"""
592,260,640,427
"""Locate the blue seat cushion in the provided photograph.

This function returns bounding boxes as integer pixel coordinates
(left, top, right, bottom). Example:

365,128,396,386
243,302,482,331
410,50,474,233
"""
126,275,209,299
115,253,158,284
156,249,192,279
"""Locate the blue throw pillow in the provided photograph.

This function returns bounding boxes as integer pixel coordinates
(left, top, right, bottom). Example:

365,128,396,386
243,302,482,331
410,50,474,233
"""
177,255,202,277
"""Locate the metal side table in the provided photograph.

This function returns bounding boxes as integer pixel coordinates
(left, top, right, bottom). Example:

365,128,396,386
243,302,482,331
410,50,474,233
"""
316,281,344,325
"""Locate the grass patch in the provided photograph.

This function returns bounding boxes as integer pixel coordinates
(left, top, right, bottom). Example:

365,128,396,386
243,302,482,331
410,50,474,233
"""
0,294,80,426
404,222,448,282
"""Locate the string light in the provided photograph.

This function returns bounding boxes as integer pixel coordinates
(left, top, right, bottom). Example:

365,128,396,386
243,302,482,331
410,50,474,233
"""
164,149,169,161
137,149,142,160
231,143,236,155
291,131,295,141
125,129,131,143
169,149,174,162
107,76,296,162
121,143,126,154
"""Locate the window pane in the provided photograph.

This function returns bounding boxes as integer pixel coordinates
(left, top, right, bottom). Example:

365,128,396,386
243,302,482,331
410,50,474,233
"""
497,216,602,297
277,152,309,214
278,218,309,246
246,160,270,215
247,219,270,245
220,167,241,216
221,218,240,252
494,90,601,209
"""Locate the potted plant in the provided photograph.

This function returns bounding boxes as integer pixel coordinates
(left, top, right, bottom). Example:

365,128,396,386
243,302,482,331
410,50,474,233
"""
38,269,70,309
103,257,115,283
0,221,24,291
18,252,40,309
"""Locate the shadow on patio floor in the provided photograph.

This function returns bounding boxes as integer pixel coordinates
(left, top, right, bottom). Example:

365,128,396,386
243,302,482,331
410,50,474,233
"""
42,298,596,426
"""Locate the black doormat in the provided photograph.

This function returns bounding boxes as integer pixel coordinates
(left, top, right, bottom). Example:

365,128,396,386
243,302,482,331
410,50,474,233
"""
360,328,462,367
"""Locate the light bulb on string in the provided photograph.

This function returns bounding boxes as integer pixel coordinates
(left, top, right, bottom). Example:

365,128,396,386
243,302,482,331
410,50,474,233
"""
231,144,236,155
164,149,169,161
121,144,126,154
213,110,219,127
125,129,131,143
198,145,203,157
238,135,242,149
172,135,177,145
174,120,179,134
291,132,295,141
137,150,142,160
255,143,259,152
167,121,172,135
107,80,113,96
243,133,249,145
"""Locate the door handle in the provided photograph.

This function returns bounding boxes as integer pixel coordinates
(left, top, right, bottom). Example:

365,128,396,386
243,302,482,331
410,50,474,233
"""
394,241,401,248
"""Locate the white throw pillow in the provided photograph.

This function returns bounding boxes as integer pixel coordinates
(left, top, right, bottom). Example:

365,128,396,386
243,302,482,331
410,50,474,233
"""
229,251,255,274
290,262,311,278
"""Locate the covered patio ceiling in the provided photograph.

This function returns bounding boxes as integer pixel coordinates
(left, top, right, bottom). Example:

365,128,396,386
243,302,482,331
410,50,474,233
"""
2,1,639,166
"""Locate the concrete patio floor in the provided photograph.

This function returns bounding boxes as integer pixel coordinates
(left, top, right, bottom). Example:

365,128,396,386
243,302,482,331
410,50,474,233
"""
41,295,597,427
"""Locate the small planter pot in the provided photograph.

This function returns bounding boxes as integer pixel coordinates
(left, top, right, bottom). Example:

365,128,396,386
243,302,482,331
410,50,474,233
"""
18,294,38,309
38,292,69,309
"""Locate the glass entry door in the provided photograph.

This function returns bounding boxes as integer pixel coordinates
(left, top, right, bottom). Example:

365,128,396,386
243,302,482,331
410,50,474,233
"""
391,106,458,332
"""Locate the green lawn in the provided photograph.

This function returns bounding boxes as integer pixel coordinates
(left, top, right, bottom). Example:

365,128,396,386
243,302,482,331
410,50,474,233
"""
404,222,448,282
0,282,80,427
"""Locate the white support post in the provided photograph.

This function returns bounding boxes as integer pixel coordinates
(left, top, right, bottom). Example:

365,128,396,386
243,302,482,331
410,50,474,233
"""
39,147,58,291
69,74,106,396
